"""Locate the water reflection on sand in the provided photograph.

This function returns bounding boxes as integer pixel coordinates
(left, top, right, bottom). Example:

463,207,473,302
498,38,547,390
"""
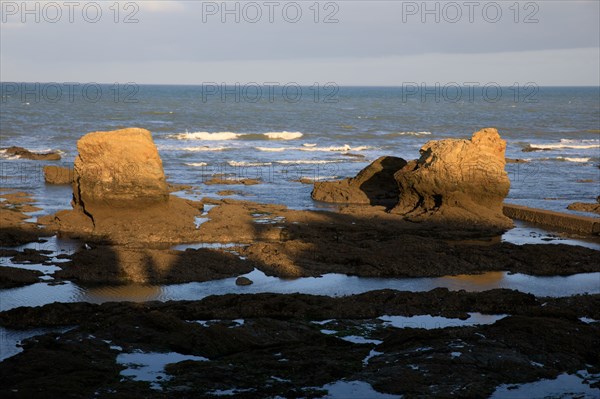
85,284,163,303
2,269,599,312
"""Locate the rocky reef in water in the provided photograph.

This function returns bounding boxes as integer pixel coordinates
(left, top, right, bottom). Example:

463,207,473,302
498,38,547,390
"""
0,146,61,161
568,196,600,215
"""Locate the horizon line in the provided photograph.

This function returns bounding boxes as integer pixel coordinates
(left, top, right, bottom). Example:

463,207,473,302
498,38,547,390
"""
1,81,599,88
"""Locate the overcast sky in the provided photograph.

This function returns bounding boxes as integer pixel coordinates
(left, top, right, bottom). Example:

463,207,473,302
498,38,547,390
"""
1,0,599,85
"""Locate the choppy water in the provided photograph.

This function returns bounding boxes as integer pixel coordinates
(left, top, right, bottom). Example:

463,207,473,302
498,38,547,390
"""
1,85,599,214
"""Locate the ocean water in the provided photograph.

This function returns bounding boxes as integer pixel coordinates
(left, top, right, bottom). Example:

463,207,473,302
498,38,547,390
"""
0,85,599,215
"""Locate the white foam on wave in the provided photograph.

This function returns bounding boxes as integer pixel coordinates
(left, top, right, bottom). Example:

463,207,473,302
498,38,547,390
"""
303,175,339,181
227,161,272,167
256,145,372,153
185,162,208,167
171,131,240,141
532,144,599,150
539,157,591,163
255,147,286,152
182,146,228,152
169,131,303,141
529,138,599,150
276,159,343,165
562,157,590,163
559,138,599,143
0,149,19,160
33,148,60,154
263,131,303,140
0,148,63,160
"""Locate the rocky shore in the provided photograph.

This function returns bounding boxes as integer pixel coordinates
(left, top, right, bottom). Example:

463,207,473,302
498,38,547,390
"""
1,127,599,397
0,191,48,246
0,290,598,398
568,196,600,215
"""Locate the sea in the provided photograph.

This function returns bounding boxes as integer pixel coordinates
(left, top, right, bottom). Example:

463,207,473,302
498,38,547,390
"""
0,84,598,216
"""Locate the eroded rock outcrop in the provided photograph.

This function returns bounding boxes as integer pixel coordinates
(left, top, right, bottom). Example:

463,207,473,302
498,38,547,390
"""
40,128,202,245
72,128,168,208
392,128,512,229
311,129,512,230
311,156,407,206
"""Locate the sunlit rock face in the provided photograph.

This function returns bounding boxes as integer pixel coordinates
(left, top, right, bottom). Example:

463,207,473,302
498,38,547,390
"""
72,127,169,209
311,128,512,230
40,128,203,245
391,128,512,230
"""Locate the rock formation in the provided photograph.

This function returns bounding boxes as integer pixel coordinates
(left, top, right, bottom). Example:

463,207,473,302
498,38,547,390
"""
43,165,73,184
40,128,202,245
567,196,600,215
311,156,407,206
72,128,168,208
392,128,512,229
312,128,513,230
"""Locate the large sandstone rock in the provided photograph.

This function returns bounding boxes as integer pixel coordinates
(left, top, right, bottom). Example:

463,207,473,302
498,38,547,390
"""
392,128,512,229
311,156,407,206
40,128,203,245
73,128,168,208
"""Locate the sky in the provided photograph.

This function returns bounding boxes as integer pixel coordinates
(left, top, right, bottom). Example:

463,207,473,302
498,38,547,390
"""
1,0,599,86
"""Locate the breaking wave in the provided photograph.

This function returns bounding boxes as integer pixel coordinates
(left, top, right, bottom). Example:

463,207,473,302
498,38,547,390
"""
276,159,344,165
227,161,273,167
169,131,303,141
539,157,591,163
0,148,63,160
181,146,228,152
527,139,600,151
262,132,303,140
255,145,372,153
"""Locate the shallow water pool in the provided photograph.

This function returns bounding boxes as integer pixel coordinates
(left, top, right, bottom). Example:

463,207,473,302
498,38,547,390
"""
1,269,599,312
